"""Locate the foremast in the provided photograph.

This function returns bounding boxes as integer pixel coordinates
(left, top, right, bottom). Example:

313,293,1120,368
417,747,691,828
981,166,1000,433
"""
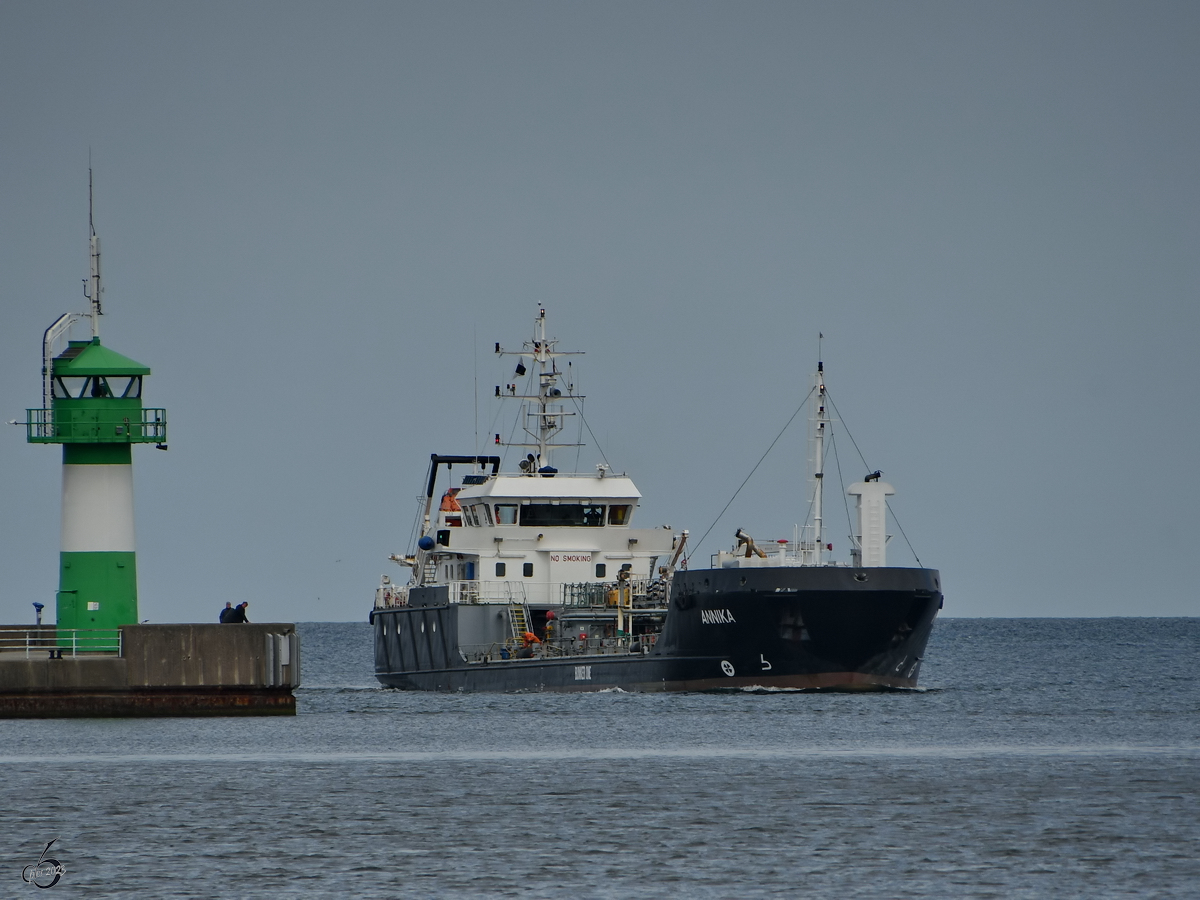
494,307,583,472
811,357,828,567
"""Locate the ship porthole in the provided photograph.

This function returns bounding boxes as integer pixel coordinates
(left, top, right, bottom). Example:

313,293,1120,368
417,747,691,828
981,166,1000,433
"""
720,660,735,677
739,576,747,586
854,572,869,583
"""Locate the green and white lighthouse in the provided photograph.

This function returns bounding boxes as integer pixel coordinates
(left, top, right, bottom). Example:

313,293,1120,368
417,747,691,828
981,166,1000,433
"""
26,176,166,633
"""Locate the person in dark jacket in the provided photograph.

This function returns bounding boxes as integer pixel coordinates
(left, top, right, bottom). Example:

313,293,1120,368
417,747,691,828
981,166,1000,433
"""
228,602,249,623
219,602,234,623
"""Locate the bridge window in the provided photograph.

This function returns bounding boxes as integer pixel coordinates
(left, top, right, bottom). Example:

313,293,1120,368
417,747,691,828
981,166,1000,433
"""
495,504,518,525
607,505,631,525
519,504,606,527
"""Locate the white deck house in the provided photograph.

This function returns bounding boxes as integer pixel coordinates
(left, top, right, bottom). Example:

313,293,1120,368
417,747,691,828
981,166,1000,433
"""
376,309,677,612
387,472,676,608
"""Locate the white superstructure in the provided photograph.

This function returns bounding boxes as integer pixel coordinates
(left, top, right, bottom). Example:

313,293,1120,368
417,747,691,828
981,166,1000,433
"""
376,309,679,610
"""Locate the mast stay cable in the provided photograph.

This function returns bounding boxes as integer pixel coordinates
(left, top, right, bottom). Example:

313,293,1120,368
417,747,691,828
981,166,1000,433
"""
569,396,612,471
886,503,923,568
687,385,816,562
824,389,923,567
828,431,856,547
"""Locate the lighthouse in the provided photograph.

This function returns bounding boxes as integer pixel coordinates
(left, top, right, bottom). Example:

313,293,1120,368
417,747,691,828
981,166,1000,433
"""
3,188,299,717
25,174,167,634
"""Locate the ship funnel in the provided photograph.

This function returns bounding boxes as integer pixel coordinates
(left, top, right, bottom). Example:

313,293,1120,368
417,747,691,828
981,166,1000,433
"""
847,480,894,567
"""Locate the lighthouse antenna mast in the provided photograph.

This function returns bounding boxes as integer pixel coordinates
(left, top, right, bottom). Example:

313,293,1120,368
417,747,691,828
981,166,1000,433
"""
84,168,102,337
39,172,103,424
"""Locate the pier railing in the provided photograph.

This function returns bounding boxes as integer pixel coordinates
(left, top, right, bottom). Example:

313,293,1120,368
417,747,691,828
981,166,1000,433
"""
0,627,122,658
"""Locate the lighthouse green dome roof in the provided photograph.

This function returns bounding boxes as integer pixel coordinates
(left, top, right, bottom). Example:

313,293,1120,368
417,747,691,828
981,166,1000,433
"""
53,338,150,376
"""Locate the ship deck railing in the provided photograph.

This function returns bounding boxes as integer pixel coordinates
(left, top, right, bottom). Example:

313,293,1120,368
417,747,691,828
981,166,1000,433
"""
373,577,674,610
711,529,827,568
462,632,660,664
561,578,668,608
556,607,669,622
373,580,532,607
375,586,409,608
447,581,530,605
0,626,122,658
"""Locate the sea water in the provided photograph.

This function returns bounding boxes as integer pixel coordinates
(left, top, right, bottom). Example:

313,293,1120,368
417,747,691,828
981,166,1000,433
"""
2,619,1197,898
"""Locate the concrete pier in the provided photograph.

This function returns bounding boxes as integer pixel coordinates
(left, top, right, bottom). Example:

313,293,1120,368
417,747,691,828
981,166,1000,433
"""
0,623,300,717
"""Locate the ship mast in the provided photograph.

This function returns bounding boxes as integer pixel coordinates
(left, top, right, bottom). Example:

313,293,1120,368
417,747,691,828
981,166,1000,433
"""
495,308,583,472
812,358,826,566
531,309,555,464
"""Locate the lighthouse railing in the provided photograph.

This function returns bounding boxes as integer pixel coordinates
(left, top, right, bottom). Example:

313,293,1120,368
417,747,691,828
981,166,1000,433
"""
25,407,167,443
26,407,54,440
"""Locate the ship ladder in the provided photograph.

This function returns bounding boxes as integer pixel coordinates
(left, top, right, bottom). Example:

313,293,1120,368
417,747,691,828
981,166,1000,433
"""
508,604,531,644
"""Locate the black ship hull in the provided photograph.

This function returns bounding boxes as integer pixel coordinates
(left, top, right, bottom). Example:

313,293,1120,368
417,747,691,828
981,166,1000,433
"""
371,566,942,692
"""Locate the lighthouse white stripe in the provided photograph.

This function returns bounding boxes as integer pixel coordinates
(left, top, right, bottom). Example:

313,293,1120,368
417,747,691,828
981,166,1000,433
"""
61,464,136,553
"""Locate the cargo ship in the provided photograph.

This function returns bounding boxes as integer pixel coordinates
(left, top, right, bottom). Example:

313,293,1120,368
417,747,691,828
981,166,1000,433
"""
369,310,941,691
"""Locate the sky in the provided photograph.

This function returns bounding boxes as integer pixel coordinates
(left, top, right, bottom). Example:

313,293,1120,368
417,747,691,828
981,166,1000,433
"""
1,1,1197,623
